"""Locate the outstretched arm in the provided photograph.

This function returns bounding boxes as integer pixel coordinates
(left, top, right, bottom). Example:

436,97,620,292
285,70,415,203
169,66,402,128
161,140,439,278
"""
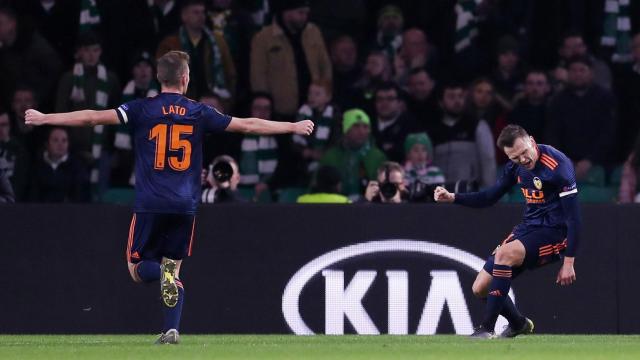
25,109,120,127
225,117,314,136
434,175,515,208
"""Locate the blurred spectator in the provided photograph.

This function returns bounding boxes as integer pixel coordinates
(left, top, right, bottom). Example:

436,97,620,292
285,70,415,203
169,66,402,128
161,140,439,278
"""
354,51,392,113
238,92,278,200
55,30,120,193
615,32,640,161
201,91,236,163
369,5,404,61
29,127,90,203
250,0,331,118
406,67,438,130
148,0,183,47
0,164,14,203
110,51,159,188
157,0,236,103
208,0,253,99
372,82,419,162
508,70,551,143
555,32,612,90
0,111,28,200
308,0,366,43
293,80,339,176
363,161,407,204
201,154,246,203
619,136,640,203
296,165,350,203
490,35,524,110
10,86,46,154
403,132,445,190
18,0,80,66
427,82,496,188
330,35,360,110
320,108,386,200
0,6,62,112
467,78,508,163
395,28,438,88
547,56,616,181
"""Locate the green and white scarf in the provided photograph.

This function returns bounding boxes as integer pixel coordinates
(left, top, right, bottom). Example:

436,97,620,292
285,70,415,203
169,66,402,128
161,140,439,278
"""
79,0,101,31
179,26,230,99
294,104,335,172
377,33,402,60
601,0,633,63
239,135,278,185
71,63,109,184
294,104,334,150
115,80,159,151
454,0,480,53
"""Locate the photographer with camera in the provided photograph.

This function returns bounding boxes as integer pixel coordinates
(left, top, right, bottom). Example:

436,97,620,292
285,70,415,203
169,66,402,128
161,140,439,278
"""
201,155,245,204
364,161,408,204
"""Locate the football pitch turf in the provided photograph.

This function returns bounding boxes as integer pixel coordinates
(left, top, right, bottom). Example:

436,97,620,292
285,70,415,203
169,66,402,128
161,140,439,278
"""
1,335,639,359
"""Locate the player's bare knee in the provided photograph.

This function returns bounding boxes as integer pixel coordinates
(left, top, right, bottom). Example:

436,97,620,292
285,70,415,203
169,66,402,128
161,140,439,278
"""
472,281,488,298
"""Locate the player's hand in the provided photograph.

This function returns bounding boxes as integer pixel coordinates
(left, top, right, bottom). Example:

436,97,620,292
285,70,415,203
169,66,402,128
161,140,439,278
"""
294,120,314,136
556,261,576,286
365,181,379,201
25,109,46,126
434,186,455,203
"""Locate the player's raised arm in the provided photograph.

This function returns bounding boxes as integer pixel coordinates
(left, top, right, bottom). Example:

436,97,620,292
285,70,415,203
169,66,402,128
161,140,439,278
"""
225,117,314,136
24,109,120,127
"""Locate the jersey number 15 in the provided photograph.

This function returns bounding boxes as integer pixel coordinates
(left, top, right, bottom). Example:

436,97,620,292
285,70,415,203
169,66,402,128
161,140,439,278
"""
149,123,193,171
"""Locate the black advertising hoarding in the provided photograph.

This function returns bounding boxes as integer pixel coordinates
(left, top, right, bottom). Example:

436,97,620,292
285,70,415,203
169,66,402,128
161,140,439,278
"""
0,204,636,334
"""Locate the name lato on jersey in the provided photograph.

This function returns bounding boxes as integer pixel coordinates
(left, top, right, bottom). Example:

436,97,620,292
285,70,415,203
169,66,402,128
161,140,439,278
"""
162,105,187,116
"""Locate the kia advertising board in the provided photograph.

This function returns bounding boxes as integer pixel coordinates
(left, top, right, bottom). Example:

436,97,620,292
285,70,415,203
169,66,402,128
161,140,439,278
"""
0,204,635,334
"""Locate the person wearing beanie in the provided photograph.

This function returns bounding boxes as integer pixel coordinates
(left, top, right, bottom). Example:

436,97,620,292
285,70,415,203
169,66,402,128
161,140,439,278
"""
320,108,386,200
403,132,445,189
250,0,332,118
369,5,404,61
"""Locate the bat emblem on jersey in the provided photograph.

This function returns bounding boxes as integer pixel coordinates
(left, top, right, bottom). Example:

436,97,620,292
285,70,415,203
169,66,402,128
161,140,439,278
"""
533,177,542,190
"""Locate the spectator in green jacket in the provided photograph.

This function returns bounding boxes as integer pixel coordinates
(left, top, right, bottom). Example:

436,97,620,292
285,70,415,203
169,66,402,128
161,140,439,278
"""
320,108,386,200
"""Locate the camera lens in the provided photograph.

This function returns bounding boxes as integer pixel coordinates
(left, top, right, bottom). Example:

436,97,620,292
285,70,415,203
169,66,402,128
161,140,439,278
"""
379,182,398,199
212,161,233,183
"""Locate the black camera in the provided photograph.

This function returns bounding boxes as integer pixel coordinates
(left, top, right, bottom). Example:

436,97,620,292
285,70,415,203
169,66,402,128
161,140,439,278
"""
379,181,399,199
211,161,233,183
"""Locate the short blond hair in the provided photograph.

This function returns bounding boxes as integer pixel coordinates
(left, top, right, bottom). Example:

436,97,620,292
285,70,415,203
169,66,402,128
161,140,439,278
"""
157,51,190,87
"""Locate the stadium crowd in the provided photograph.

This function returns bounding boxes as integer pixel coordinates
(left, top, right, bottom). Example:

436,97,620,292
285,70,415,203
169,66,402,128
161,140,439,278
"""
1,0,640,204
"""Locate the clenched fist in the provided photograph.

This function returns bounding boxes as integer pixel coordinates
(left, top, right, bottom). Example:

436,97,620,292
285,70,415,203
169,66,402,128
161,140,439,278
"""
434,186,455,203
294,120,314,136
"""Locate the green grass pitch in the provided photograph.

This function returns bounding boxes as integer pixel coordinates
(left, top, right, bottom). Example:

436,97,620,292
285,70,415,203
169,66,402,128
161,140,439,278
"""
1,335,639,359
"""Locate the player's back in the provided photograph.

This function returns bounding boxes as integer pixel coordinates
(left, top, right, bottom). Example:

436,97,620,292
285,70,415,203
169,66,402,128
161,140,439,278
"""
116,93,231,214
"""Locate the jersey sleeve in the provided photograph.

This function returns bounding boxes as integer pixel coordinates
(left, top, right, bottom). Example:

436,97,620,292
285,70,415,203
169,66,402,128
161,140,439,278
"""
554,154,581,257
115,99,144,127
554,156,578,197
454,161,518,208
201,104,232,133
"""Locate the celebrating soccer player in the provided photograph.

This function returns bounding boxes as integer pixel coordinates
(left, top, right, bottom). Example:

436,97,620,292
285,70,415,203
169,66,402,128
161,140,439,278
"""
434,124,580,339
24,50,314,344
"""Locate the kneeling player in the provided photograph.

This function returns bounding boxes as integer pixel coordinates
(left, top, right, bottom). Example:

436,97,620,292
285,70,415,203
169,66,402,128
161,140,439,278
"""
434,125,580,338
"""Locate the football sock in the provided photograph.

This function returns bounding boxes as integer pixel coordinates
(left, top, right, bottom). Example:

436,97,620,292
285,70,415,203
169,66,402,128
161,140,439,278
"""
500,296,526,329
135,261,161,283
482,264,512,330
163,279,184,332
